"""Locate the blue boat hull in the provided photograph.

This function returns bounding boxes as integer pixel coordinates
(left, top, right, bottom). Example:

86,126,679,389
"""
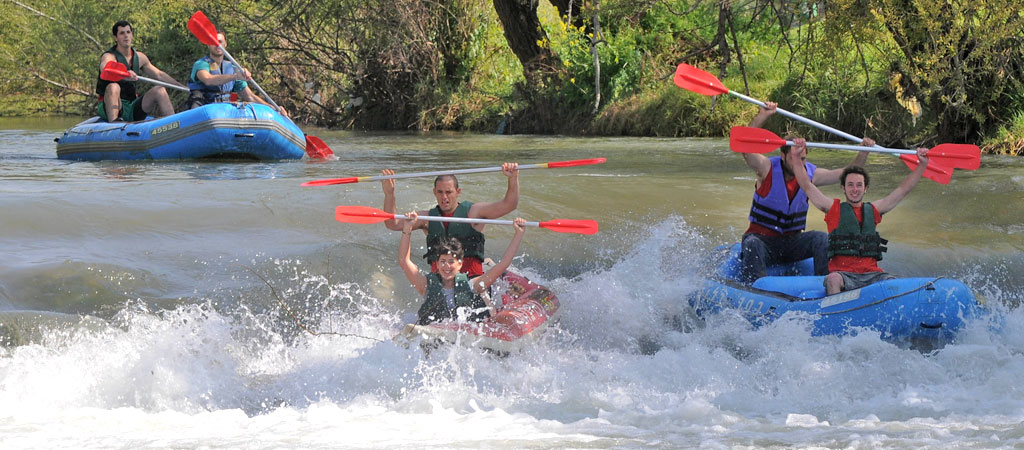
55,103,305,161
688,244,983,345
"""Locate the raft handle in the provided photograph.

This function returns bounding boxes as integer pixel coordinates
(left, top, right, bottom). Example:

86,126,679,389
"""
126,131,141,137
234,133,255,138
919,321,943,329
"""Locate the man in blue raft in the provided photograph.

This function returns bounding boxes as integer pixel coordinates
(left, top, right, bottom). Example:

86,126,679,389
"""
186,30,288,116
738,102,873,282
96,21,185,122
788,141,930,295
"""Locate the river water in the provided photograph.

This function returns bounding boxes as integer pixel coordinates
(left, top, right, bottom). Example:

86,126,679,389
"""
1,117,1023,448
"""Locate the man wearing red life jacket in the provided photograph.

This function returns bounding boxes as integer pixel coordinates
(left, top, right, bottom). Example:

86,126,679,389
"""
788,144,930,294
738,102,871,282
380,163,519,277
95,21,184,122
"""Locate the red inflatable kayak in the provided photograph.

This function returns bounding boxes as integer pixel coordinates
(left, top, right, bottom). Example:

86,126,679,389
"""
403,271,560,353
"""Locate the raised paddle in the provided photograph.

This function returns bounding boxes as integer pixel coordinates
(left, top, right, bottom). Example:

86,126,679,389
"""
674,63,978,181
101,61,187,92
302,158,607,187
188,11,279,110
334,206,599,235
730,127,980,170
187,11,334,160
730,127,953,184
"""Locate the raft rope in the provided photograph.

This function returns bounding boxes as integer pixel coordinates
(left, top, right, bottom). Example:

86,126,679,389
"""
818,277,943,315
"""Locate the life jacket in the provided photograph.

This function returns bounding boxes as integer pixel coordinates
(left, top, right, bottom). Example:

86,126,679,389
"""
423,202,485,263
95,46,140,101
748,156,817,234
828,202,888,260
187,56,238,104
417,273,489,324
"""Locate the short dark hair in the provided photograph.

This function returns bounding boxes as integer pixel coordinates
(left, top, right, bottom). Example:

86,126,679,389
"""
112,21,132,36
780,134,799,155
433,237,464,260
840,165,870,188
434,174,459,189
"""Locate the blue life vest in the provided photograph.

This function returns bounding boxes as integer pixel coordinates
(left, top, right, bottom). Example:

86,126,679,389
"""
188,56,238,103
748,156,817,234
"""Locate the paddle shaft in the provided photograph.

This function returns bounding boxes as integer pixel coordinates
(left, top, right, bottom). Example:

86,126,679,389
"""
783,140,919,156
218,46,280,110
395,214,539,229
365,163,559,182
134,75,188,92
725,90,910,159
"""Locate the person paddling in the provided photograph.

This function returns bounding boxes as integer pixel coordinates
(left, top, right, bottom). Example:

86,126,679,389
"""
397,212,527,325
738,102,872,282
186,30,288,116
381,163,519,277
787,141,931,295
96,21,185,122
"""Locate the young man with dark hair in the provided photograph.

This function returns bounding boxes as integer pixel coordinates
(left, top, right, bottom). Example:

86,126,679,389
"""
95,21,185,122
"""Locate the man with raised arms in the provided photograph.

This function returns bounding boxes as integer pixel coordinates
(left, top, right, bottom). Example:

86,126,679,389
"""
787,140,930,294
95,20,184,122
738,102,871,282
380,163,519,277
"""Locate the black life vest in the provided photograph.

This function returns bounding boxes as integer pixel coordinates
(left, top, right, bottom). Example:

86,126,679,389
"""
828,202,888,260
95,46,140,101
423,202,485,263
417,272,489,324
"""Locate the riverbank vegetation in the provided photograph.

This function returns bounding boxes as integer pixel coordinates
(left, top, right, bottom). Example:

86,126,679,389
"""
2,0,1021,153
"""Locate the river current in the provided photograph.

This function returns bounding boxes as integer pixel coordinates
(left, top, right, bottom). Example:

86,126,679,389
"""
1,117,1023,448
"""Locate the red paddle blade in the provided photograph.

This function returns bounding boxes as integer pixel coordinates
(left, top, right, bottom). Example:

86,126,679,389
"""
546,157,606,168
304,135,335,159
538,219,599,235
673,63,729,96
187,11,220,46
900,155,953,185
928,144,981,170
302,177,359,187
729,126,786,153
334,206,394,224
100,61,129,82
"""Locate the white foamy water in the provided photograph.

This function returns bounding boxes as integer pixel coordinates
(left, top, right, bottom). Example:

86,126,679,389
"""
2,127,1023,448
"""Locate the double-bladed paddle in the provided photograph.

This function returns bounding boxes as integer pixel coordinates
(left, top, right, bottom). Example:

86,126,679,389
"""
335,206,599,235
101,61,187,92
187,11,334,160
674,63,979,183
302,158,606,187
731,127,980,170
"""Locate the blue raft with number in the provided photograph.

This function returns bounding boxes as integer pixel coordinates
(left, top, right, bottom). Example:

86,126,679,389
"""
55,103,305,161
687,244,985,346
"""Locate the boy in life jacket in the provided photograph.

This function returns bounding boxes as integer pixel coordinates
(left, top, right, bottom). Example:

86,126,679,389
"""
95,21,185,122
787,140,930,295
737,102,872,282
186,30,288,117
380,163,519,277
397,212,527,325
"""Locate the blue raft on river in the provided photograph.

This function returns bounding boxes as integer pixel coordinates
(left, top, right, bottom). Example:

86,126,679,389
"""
55,103,305,161
687,244,984,346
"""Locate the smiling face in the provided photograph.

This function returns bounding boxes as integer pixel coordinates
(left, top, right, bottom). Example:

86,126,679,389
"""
435,253,463,283
433,176,461,214
841,173,867,205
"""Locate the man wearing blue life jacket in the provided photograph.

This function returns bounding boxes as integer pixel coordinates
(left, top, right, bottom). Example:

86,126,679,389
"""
380,163,520,278
186,30,288,116
96,21,185,122
738,102,872,282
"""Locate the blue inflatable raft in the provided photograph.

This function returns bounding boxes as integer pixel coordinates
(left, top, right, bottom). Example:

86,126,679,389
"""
687,244,984,346
55,103,305,161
